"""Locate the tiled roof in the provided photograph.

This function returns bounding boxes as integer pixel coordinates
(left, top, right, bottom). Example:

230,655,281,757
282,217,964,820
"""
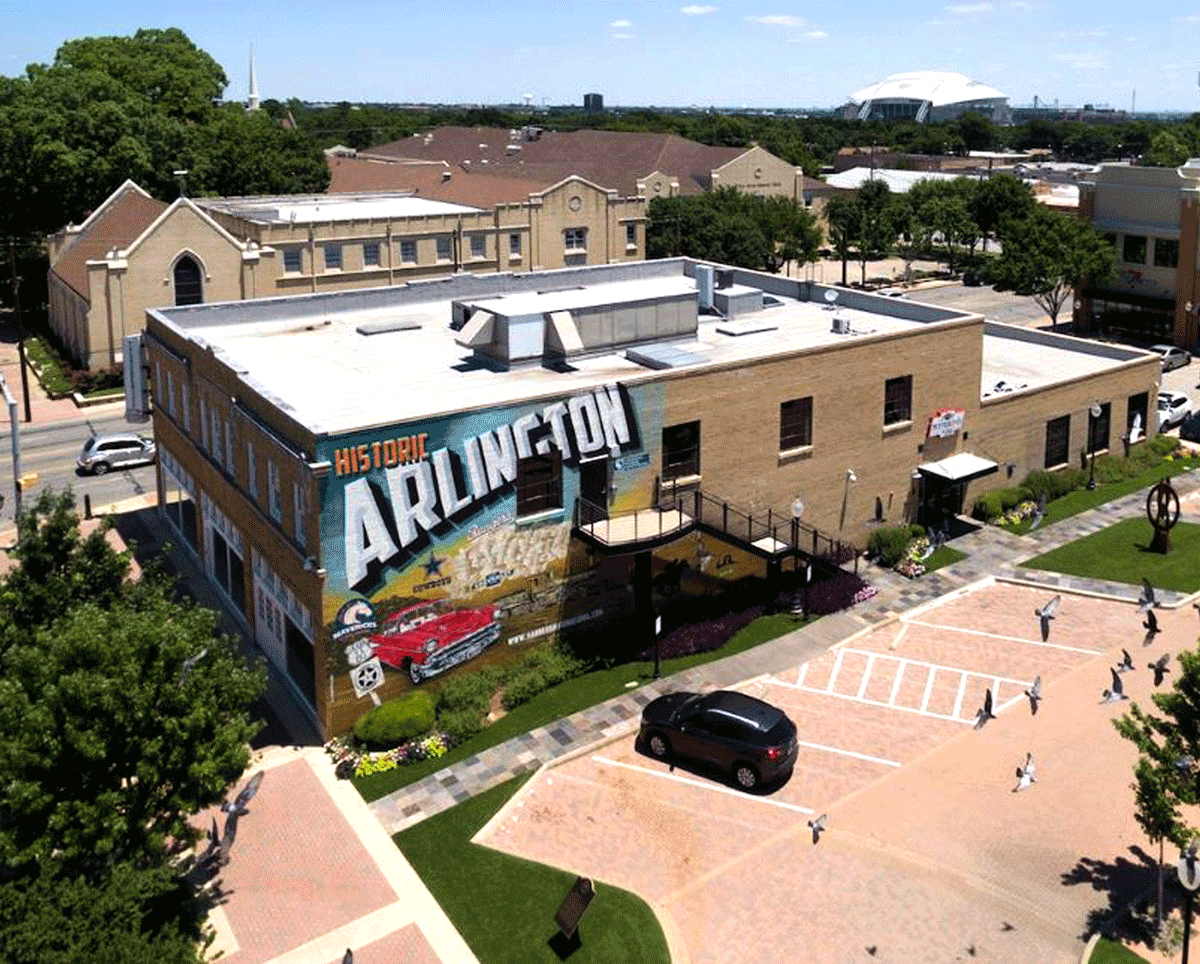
52,186,168,301
326,156,551,207
364,126,755,196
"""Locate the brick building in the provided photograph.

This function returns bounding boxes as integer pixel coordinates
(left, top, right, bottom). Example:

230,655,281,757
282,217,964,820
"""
140,259,1158,737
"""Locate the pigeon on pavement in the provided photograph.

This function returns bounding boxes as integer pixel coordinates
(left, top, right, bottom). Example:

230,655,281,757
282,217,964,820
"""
1150,653,1172,686
974,688,996,729
1102,667,1129,703
342,950,354,964
808,813,827,844
1035,595,1061,642
1024,675,1042,715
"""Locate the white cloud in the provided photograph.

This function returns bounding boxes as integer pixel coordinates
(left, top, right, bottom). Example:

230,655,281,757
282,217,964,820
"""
803,29,828,39
1007,0,1032,8
1051,52,1109,70
744,14,807,27
1177,13,1200,21
609,19,632,28
945,2,993,12
681,4,718,13
611,32,632,39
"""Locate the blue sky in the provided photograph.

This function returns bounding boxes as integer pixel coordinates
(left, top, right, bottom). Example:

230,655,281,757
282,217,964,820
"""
2,1,1199,112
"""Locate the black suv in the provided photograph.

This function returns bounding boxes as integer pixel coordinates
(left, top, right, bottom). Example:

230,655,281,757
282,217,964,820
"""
639,690,798,790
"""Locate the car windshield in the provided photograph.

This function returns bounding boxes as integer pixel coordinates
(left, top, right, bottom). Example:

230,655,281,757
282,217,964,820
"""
674,694,704,721
82,437,97,452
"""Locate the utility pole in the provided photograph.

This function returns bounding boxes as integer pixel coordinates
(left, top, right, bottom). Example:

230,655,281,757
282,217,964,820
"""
8,240,32,423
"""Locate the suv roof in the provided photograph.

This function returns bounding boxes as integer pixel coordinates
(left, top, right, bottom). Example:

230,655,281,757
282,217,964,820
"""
87,432,145,445
697,690,785,732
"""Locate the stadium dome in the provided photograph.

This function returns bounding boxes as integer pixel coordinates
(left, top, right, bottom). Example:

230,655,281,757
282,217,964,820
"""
845,71,1010,124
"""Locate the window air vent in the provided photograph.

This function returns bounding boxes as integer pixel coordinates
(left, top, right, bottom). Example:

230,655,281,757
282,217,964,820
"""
626,344,707,370
356,320,423,336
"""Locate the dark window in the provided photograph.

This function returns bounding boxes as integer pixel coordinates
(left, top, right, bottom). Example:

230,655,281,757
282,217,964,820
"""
173,256,203,306
1045,414,1070,468
662,421,701,480
212,529,229,590
285,616,315,707
883,375,912,426
283,247,302,273
363,242,380,266
1088,402,1111,453
1127,391,1149,438
516,451,562,517
323,245,342,270
1153,238,1179,269
209,527,245,615
779,397,813,450
1123,235,1147,264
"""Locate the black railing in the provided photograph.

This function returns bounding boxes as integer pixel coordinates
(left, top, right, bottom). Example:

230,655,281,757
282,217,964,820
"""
573,494,691,545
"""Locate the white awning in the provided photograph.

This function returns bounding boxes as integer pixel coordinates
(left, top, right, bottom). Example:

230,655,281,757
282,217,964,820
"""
918,452,999,482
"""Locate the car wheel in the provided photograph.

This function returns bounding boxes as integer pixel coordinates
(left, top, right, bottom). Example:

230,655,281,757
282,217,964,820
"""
92,462,110,475
647,732,671,760
734,762,759,790
407,661,424,685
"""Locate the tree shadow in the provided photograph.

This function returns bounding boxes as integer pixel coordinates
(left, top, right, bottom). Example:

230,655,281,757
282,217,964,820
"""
1062,844,1178,950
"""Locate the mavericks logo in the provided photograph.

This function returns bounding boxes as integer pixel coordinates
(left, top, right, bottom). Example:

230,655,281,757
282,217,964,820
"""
332,597,377,640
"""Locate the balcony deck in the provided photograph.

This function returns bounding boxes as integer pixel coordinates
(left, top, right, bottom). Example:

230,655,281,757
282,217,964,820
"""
576,507,694,549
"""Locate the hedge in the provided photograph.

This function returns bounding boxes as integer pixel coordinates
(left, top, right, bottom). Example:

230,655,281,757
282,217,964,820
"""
354,690,436,747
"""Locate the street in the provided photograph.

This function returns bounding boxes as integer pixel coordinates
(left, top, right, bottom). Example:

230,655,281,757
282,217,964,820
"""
0,407,157,528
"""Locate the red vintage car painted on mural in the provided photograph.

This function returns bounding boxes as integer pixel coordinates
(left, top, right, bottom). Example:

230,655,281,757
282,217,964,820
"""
368,601,503,685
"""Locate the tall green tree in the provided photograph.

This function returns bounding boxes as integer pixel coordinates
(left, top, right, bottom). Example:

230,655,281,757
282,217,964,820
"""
0,490,265,881
990,205,1115,329
908,179,978,275
854,179,901,285
823,192,860,286
971,173,1036,252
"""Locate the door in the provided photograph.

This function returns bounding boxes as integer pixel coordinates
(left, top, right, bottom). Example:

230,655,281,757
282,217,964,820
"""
579,458,608,521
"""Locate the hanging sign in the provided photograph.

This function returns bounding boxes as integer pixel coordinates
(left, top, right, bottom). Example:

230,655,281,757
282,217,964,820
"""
928,408,965,438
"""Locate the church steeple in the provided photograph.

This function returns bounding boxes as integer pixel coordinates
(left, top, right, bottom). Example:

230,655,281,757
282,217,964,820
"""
247,45,260,112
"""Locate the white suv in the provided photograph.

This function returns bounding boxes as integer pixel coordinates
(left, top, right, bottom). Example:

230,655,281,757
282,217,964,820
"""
1157,391,1193,431
77,433,156,475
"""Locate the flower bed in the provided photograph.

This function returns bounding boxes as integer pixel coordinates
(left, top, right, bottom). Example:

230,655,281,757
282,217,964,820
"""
326,730,450,780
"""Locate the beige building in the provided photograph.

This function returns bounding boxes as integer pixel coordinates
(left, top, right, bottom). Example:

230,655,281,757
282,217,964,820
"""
48,176,645,369
139,257,1157,738
1076,160,1200,346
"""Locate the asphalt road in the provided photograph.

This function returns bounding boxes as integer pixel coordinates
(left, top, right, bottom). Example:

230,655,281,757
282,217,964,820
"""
0,409,156,528
901,281,1055,329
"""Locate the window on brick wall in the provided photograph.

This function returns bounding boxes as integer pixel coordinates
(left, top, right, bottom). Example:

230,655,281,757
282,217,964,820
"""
293,481,307,547
400,239,417,263
883,375,912,426
1045,414,1070,468
247,441,258,498
165,371,174,417
268,460,281,522
199,398,210,450
1127,391,1148,440
779,396,813,451
182,382,190,434
224,419,234,475
662,421,701,480
363,241,380,267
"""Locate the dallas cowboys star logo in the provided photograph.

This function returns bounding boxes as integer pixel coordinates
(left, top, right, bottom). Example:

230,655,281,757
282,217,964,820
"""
422,553,445,577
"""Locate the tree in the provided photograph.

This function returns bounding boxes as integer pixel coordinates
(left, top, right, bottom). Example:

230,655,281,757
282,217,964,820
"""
0,490,266,881
990,205,1115,329
1143,131,1190,169
757,194,822,274
823,193,860,285
971,173,1035,252
908,179,978,275
854,179,901,285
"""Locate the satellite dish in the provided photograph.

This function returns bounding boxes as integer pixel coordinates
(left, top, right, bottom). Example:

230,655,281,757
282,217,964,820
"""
824,289,838,304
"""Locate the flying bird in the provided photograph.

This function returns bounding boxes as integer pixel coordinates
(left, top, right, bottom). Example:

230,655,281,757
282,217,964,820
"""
974,688,996,729
1024,675,1042,715
221,770,265,815
1150,653,1172,686
1102,667,1129,703
1143,609,1161,646
177,647,209,687
342,950,354,964
1013,752,1037,792
808,813,828,844
217,808,240,866
1028,492,1047,532
1117,649,1134,673
1035,595,1060,641
197,817,220,866
1176,756,1196,772
1000,922,1015,932
865,947,878,957
1138,577,1159,614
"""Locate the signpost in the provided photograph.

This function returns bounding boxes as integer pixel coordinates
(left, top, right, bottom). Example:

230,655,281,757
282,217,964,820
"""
553,875,595,951
1179,841,1200,964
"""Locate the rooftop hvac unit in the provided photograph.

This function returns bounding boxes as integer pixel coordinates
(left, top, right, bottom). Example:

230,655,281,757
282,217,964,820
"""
716,269,735,289
831,314,851,334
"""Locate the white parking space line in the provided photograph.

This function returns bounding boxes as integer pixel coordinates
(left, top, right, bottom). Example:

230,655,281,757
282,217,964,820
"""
920,666,936,712
857,653,876,699
796,740,900,768
888,662,906,704
903,618,1102,655
772,676,975,725
951,670,968,720
796,662,809,687
591,756,814,814
827,648,846,693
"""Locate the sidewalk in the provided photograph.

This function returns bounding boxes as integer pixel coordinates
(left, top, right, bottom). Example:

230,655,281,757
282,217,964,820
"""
368,471,1200,834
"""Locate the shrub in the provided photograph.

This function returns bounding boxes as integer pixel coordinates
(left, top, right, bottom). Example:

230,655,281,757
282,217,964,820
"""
1054,468,1086,496
1020,470,1056,502
354,691,435,747
867,525,913,567
637,605,763,661
908,524,925,539
435,667,501,715
522,645,584,688
806,571,877,616
972,491,1003,521
1149,435,1180,457
438,706,486,744
500,668,548,710
997,487,1025,511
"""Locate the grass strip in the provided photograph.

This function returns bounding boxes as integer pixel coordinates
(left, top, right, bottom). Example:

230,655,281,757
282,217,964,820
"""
1021,518,1200,593
355,612,802,802
923,545,967,573
395,774,670,964
1088,936,1149,963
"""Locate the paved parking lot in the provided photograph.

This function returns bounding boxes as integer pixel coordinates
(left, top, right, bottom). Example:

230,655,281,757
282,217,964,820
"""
476,580,1189,964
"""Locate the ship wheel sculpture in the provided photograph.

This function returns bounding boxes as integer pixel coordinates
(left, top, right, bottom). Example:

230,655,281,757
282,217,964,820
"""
1146,478,1181,554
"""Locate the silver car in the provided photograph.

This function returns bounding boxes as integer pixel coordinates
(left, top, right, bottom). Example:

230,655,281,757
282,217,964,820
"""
77,433,156,475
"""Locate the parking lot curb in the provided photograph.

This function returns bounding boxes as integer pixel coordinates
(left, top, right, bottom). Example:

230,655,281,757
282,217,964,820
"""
996,573,1193,609
1079,932,1100,964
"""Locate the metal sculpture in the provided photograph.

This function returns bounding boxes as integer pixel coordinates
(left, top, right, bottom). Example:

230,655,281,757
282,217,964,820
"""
1147,478,1181,554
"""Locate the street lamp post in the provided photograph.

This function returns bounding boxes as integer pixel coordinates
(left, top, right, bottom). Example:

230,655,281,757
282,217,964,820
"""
1178,841,1200,964
1087,402,1102,491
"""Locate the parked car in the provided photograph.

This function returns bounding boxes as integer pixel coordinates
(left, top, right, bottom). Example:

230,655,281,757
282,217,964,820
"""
1180,413,1200,443
368,600,502,684
639,689,798,790
77,433,156,475
1151,344,1191,371
1157,391,1193,430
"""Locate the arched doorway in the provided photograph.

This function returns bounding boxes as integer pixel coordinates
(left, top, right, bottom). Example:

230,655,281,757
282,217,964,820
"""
173,255,203,306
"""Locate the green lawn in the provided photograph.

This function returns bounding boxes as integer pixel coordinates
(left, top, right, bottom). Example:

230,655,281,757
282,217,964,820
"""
1002,458,1200,535
23,336,73,396
923,545,967,573
1022,517,1200,592
354,612,803,802
1089,936,1150,963
395,774,670,964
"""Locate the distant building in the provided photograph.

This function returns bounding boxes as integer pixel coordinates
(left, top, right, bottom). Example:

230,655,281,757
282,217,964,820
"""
47,176,644,369
1076,160,1200,346
584,92,604,112
843,71,1010,124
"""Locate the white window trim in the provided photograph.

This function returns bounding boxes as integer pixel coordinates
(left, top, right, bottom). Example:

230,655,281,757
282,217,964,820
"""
247,441,258,498
292,481,307,547
267,460,281,522
181,382,190,434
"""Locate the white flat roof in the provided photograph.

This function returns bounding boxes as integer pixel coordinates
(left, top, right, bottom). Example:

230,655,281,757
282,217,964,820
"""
197,193,480,224
981,329,1143,398
151,263,1149,438
467,277,696,316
